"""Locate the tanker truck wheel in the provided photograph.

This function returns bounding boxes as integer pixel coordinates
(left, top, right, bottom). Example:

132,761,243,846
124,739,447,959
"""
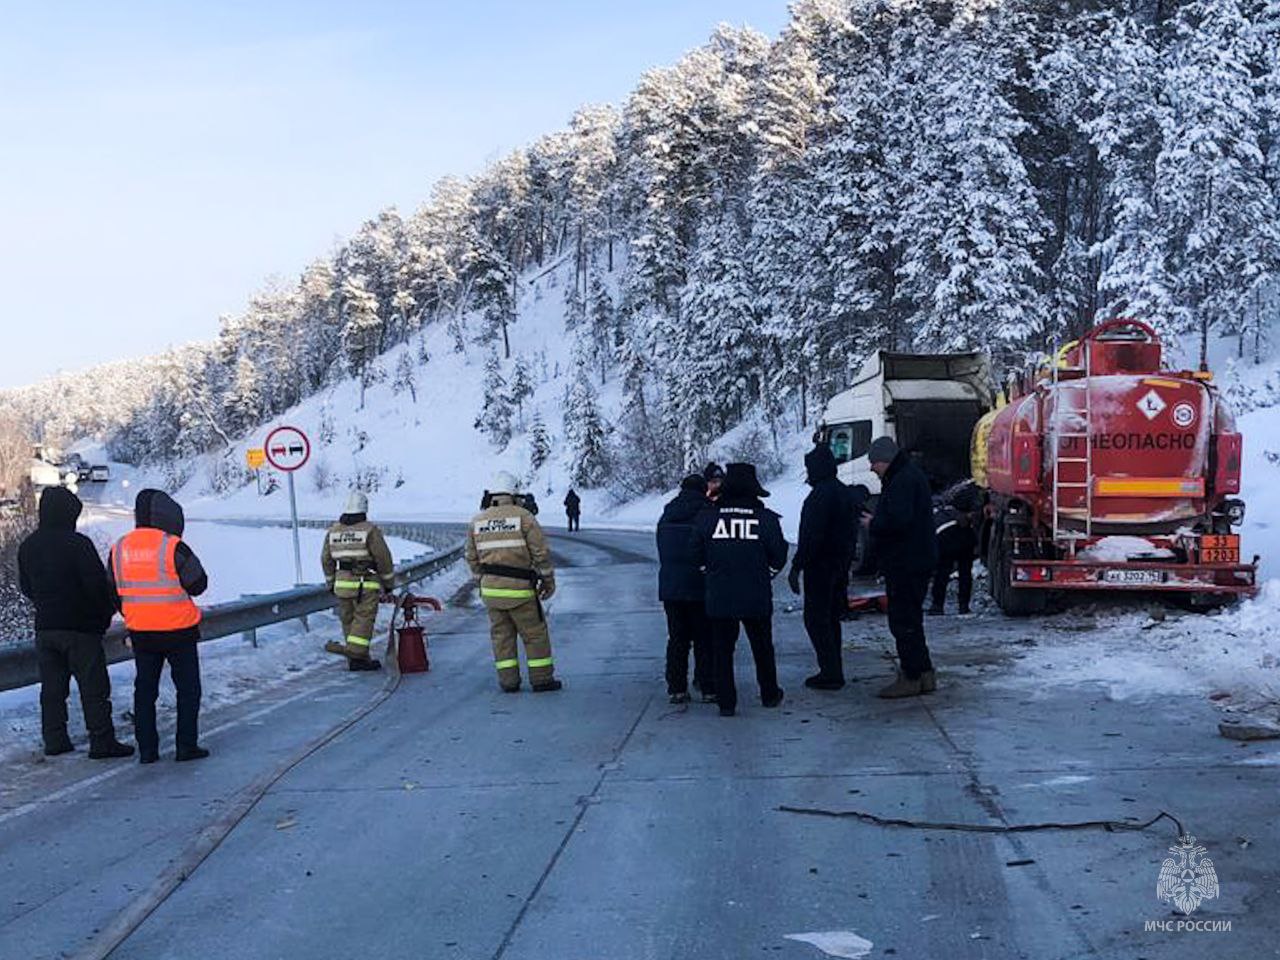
990,521,1048,617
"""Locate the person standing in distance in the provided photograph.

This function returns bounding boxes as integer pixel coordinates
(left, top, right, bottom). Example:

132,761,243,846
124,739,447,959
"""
18,487,134,759
321,491,396,671
692,463,787,717
656,474,715,704
108,490,209,762
466,471,561,693
864,438,938,698
564,488,582,532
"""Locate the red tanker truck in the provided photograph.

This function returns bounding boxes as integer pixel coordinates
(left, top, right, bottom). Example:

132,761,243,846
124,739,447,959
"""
974,318,1258,614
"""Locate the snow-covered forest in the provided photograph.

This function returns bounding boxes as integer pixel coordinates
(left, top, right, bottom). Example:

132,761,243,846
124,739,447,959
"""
4,0,1280,493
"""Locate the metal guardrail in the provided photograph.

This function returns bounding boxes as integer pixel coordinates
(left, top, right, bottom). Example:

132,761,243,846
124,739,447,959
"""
0,527,464,693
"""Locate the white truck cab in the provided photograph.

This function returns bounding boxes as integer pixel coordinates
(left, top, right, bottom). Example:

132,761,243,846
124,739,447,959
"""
817,350,994,493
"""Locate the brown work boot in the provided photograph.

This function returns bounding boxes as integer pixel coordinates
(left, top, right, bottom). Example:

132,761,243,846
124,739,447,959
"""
324,640,353,659
920,670,937,693
532,679,563,693
877,673,925,699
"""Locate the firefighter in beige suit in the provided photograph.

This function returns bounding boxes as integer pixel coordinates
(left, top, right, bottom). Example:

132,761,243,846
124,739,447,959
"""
466,472,561,692
321,491,395,672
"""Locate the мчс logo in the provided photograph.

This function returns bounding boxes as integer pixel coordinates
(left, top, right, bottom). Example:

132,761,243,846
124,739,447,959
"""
1157,836,1220,915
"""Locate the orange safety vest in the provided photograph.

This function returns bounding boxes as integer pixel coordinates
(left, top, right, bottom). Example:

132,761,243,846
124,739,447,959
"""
112,528,201,632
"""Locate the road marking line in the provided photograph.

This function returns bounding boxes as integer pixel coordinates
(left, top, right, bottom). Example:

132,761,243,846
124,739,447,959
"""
0,678,344,827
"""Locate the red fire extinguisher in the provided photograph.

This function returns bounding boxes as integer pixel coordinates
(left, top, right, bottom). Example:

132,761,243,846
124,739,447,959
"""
386,593,442,674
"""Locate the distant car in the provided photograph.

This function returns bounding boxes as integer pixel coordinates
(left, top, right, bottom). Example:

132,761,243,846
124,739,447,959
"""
89,465,110,482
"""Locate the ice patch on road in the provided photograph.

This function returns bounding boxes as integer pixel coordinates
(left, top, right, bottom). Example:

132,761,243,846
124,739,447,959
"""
784,931,874,959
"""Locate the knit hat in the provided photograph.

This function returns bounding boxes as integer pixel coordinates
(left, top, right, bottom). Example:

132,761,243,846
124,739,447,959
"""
868,436,899,465
344,490,368,514
702,461,725,482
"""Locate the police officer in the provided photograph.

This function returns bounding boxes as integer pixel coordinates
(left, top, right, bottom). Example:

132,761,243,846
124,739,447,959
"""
321,491,395,671
466,471,561,693
692,462,787,717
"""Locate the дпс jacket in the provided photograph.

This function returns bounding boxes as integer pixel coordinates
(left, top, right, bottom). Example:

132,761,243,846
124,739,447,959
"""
692,494,788,620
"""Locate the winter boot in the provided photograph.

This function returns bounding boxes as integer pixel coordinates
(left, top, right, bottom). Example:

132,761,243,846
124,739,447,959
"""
804,673,845,691
762,688,785,709
43,735,74,757
139,752,159,765
877,673,925,699
532,679,563,693
175,746,210,762
324,640,355,660
501,683,522,693
669,691,692,705
89,739,136,760
348,657,382,672
920,670,937,694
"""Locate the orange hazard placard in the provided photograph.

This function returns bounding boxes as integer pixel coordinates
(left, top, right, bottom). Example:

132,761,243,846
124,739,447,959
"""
1200,534,1240,564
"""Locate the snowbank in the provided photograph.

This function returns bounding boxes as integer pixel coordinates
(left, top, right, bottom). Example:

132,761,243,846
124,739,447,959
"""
76,513,426,605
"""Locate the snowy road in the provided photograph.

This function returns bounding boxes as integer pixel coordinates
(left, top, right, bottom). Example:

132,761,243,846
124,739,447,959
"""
1,528,1276,959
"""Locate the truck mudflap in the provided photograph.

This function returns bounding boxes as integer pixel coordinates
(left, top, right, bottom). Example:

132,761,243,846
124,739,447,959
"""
1010,559,1258,596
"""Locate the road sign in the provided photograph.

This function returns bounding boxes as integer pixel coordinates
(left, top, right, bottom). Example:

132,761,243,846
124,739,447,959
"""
246,447,266,470
263,426,311,586
264,426,311,472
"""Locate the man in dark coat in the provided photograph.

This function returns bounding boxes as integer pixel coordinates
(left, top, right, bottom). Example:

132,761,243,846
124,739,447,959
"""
691,463,788,717
107,490,210,762
656,475,714,704
866,437,939,698
930,480,982,615
788,444,857,689
17,487,134,758
564,489,582,532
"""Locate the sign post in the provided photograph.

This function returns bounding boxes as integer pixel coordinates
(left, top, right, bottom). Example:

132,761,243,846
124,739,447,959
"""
246,447,266,496
263,426,311,586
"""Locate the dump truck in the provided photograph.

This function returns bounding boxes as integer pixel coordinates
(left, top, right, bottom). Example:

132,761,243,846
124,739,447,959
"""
816,350,995,494
974,318,1257,614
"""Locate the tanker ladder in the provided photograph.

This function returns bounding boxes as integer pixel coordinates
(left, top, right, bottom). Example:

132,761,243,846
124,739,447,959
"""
1050,338,1094,553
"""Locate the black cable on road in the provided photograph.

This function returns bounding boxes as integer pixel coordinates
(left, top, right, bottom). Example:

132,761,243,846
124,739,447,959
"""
778,805,1186,838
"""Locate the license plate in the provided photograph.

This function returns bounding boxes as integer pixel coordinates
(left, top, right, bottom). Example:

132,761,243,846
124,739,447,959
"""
1102,569,1165,585
1201,534,1240,564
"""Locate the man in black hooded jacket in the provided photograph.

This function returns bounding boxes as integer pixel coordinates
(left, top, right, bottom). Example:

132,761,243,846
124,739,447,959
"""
656,474,713,703
691,463,788,717
787,444,856,690
108,489,210,763
18,487,134,758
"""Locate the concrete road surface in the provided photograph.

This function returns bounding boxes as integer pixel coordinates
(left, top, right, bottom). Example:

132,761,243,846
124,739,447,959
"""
1,528,1275,959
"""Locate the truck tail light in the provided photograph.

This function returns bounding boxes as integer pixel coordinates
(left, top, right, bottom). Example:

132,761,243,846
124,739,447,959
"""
1015,566,1053,582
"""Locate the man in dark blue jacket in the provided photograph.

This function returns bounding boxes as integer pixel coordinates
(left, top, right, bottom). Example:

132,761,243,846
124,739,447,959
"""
788,444,857,690
18,487,134,759
866,437,939,698
692,463,788,717
656,475,713,704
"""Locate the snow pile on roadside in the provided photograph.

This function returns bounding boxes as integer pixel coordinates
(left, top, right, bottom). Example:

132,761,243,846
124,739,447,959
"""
1010,582,1280,709
0,557,471,766
75,514,427,606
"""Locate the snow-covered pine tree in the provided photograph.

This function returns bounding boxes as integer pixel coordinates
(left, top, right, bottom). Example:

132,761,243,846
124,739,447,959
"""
1158,0,1280,365
509,355,534,428
392,351,418,403
563,364,610,487
474,349,513,449
528,409,552,473
340,274,383,408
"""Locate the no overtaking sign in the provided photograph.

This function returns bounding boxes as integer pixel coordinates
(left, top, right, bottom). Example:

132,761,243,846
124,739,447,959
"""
265,426,311,472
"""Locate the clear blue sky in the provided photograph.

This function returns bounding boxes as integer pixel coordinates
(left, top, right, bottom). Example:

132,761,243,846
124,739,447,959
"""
0,0,788,388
